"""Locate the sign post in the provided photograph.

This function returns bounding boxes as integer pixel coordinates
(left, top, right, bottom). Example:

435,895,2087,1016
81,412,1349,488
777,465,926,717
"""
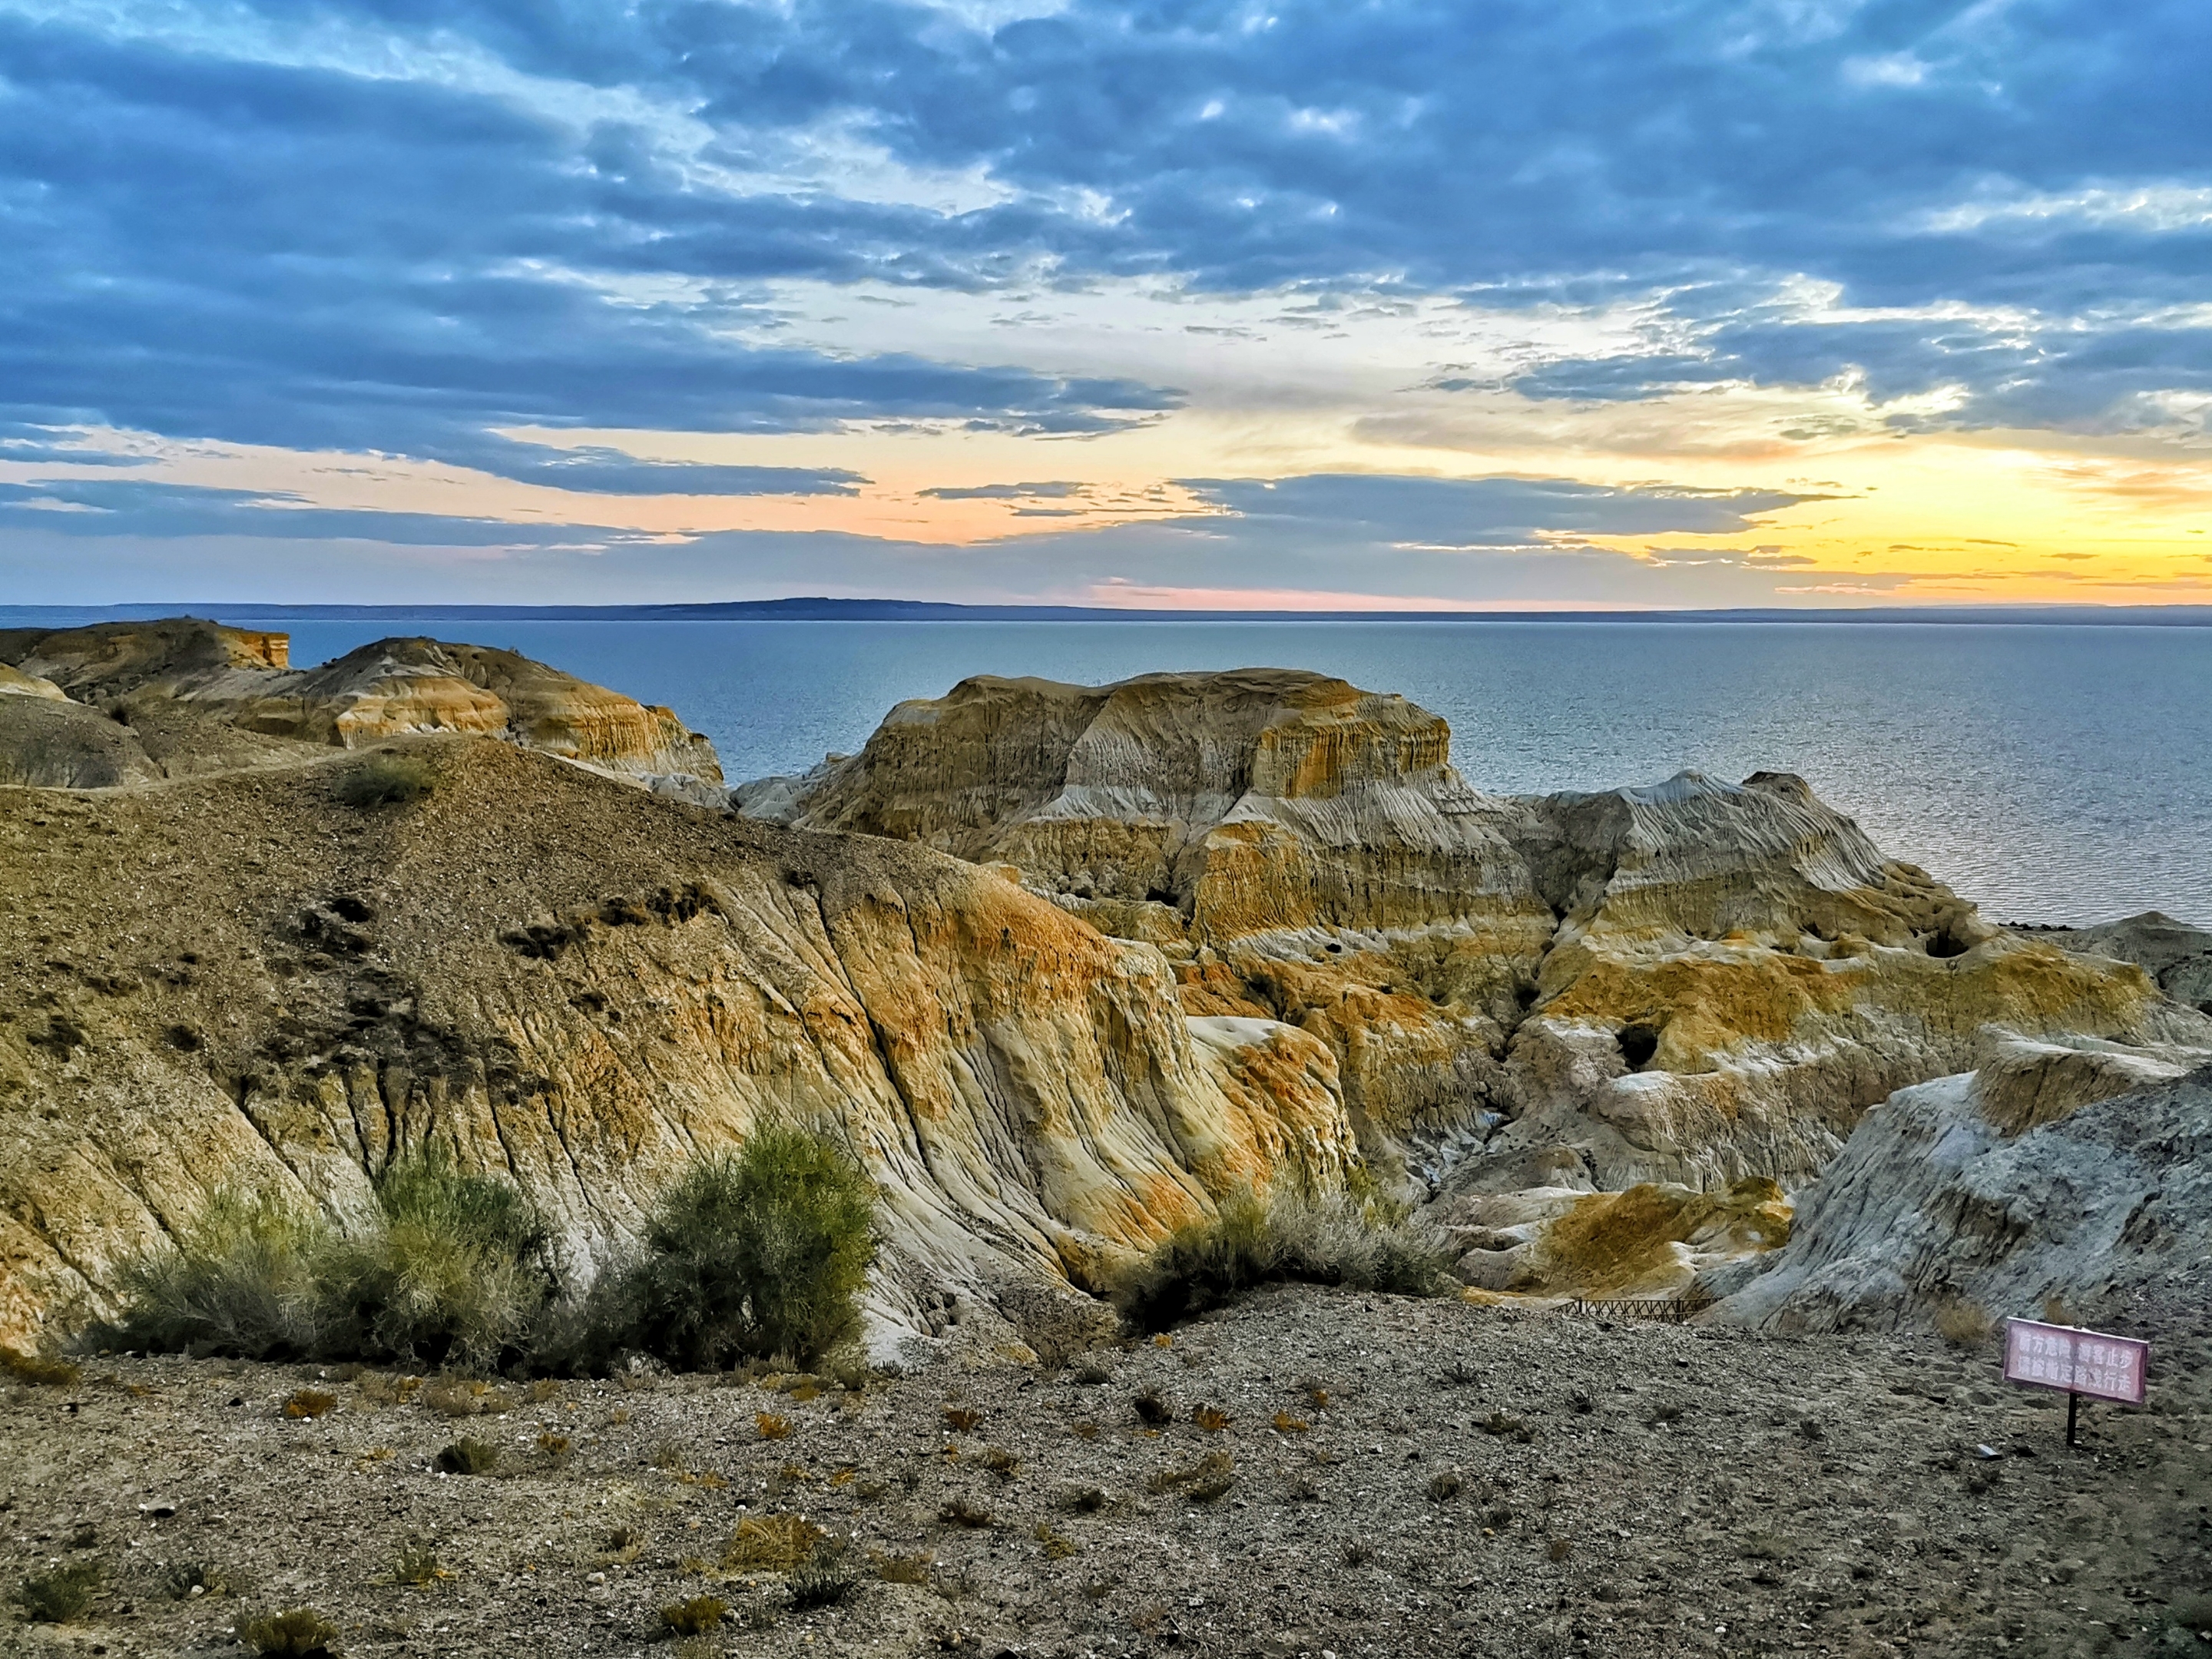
2002,1318,2149,1447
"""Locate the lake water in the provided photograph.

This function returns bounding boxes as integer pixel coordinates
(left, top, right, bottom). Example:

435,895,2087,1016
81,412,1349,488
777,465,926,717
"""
15,614,2212,927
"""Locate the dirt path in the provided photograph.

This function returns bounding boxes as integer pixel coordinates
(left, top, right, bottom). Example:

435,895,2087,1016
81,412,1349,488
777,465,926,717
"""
2,1286,2205,1659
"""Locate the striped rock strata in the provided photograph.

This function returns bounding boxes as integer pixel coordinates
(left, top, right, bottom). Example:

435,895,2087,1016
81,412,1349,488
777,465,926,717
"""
0,738,1347,1353
745,671,2212,1223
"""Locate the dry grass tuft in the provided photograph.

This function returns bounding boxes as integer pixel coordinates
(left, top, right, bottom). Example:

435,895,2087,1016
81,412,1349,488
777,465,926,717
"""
424,1378,512,1418
283,1387,337,1419
0,1348,81,1387
1934,1296,1995,1349
354,1373,419,1406
723,1514,824,1572
937,1498,995,1530
874,1551,934,1585
1271,1411,1309,1434
755,1410,793,1440
237,1608,342,1656
1191,1404,1232,1432
1034,1522,1079,1560
941,1405,982,1433
660,1596,727,1637
1147,1450,1233,1501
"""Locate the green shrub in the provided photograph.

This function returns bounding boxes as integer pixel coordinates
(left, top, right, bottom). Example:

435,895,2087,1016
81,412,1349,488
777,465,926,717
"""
93,1190,329,1359
96,1154,548,1370
336,753,433,808
318,1151,550,1369
1114,1187,1452,1332
237,1607,342,1656
611,1129,877,1369
12,1560,101,1623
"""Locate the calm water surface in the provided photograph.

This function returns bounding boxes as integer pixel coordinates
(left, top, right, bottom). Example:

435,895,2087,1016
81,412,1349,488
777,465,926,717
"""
23,616,2212,927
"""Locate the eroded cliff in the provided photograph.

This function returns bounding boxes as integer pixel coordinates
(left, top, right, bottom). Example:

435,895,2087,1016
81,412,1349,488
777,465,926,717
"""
746,670,2209,1206
0,737,1352,1353
0,619,725,801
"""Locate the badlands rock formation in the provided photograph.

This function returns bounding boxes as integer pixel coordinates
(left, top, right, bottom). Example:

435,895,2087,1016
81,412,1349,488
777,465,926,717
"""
0,618,725,801
0,734,1349,1353
1708,1035,2212,1333
744,670,2211,1220
2051,911,2212,1015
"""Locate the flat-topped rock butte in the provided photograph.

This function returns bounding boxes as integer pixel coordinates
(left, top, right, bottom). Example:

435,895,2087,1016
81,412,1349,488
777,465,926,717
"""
2,626,2207,1355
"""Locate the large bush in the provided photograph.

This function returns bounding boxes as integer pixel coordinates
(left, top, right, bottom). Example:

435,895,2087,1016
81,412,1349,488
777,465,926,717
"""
97,1133,878,1374
1114,1185,1453,1332
98,1190,330,1359
318,1151,552,1369
95,1153,548,1368
614,1128,878,1369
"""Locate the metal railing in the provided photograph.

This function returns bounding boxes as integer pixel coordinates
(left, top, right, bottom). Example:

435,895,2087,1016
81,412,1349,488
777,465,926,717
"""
1566,1291,1715,1323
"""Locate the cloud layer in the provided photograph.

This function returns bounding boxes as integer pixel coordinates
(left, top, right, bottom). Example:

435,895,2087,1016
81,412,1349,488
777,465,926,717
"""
2,0,2208,601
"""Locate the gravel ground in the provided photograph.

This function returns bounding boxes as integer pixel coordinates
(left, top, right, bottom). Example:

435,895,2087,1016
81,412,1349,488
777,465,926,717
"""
2,1286,2207,1659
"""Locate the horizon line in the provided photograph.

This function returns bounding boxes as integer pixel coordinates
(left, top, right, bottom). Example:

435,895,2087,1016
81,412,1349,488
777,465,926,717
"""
7,597,2212,628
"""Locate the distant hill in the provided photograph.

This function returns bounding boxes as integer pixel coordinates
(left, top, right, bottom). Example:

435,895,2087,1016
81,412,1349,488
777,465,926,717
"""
5,598,2211,625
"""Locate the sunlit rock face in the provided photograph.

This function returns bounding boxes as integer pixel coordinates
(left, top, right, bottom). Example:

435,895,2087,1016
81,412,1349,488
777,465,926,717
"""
748,671,2212,1204
0,738,1356,1352
0,620,724,802
751,668,1555,1167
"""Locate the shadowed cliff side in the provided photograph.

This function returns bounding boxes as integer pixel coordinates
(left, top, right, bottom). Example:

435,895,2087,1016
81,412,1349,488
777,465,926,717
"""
0,737,1352,1354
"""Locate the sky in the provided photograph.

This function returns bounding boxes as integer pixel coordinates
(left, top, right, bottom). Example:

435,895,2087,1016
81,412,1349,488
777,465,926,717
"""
3,0,2211,610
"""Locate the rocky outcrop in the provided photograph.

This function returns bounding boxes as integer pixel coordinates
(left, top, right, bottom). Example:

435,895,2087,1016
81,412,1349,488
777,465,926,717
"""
1707,1035,2212,1334
0,664,70,701
0,620,724,801
1464,770,2206,1195
0,737,1355,1353
2051,912,2212,1015
748,671,1558,1168
745,671,2211,1200
0,691,166,790
1439,1175,1793,1299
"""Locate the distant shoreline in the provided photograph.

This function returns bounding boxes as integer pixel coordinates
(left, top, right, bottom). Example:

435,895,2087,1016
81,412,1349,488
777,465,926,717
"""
7,598,2212,627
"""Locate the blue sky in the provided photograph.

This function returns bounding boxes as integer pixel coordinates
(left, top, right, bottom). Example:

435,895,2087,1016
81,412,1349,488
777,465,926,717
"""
3,0,2210,606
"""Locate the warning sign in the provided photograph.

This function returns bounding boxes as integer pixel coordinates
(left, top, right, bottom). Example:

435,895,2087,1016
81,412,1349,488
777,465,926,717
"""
2002,1318,2148,1405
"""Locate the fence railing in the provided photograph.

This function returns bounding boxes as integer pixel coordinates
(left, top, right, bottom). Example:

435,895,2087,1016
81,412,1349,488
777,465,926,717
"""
1566,1291,1715,1324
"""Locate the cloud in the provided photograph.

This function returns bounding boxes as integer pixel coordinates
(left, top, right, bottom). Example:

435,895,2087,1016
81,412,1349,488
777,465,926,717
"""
5,0,2212,581
0,12,1179,480
919,481,1086,499
0,478,667,548
1170,475,1819,549
462,442,868,496
0,469,1869,609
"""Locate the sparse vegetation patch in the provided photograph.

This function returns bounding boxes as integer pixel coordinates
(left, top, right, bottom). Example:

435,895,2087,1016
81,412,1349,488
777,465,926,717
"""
1114,1188,1451,1330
